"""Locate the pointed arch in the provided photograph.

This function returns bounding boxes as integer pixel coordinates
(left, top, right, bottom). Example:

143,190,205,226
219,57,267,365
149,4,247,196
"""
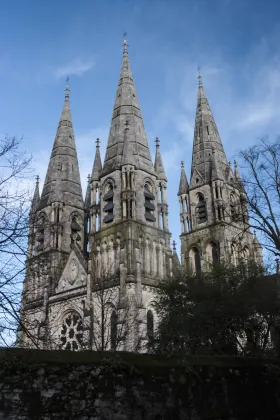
110,310,118,351
196,193,207,224
103,181,114,223
189,247,201,275
206,241,220,265
147,309,154,345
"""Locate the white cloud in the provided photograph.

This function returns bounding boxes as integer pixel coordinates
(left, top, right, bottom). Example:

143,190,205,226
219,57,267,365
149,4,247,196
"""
53,59,94,80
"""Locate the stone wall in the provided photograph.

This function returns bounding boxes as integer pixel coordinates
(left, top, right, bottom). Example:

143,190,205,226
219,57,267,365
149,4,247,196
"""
1,348,280,419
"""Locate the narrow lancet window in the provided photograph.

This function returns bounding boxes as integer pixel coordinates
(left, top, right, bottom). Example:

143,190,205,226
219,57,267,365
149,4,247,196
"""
196,193,207,224
144,184,156,222
111,310,118,351
147,310,154,346
103,183,114,223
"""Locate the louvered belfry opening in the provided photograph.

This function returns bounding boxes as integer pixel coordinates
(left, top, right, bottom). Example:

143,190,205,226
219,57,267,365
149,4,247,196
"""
144,184,156,222
196,193,207,224
103,184,114,223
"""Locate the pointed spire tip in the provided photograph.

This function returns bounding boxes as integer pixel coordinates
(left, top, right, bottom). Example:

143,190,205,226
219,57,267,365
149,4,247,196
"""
123,32,129,55
197,66,203,87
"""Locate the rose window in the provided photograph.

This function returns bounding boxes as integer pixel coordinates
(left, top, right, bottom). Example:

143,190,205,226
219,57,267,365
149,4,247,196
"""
60,313,83,350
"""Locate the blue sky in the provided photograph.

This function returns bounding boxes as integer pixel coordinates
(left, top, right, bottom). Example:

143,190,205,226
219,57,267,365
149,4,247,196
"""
1,0,280,248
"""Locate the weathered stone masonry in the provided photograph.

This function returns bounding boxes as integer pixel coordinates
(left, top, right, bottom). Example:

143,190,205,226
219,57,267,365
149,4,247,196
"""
0,349,280,420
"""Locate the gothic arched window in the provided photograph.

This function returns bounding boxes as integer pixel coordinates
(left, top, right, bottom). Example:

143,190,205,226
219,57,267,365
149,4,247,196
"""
103,182,114,223
230,194,237,221
196,193,207,224
111,310,118,351
147,310,154,345
212,242,220,265
144,183,156,222
206,242,220,266
60,312,83,351
36,213,46,253
242,246,250,262
190,247,201,275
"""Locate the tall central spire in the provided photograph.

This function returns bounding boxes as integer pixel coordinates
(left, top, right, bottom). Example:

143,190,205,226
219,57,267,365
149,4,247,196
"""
38,82,84,210
101,38,155,177
190,71,228,187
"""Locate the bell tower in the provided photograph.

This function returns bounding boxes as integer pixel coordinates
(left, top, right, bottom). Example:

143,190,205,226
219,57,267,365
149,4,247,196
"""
87,39,172,350
179,72,262,272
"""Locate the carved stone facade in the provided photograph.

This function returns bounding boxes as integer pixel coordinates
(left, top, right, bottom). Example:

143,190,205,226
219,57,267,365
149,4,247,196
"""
19,41,262,351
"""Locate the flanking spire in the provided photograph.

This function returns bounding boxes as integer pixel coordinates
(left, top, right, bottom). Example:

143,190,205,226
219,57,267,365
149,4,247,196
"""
102,38,155,176
91,138,103,181
190,70,228,188
154,137,167,181
85,174,91,212
38,81,84,210
31,175,40,213
178,161,189,195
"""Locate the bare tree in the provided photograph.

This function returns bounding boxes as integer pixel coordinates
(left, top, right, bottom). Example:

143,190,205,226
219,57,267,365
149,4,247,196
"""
0,135,32,345
237,136,280,258
90,263,145,352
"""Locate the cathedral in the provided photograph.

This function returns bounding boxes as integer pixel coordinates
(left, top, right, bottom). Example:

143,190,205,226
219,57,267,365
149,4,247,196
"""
19,40,262,351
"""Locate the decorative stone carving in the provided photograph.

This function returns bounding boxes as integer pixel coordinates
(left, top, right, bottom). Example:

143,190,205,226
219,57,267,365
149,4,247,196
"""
69,258,78,285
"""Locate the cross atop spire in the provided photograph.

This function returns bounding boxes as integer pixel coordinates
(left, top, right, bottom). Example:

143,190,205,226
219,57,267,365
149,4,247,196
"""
123,32,129,55
197,66,203,87
65,77,70,99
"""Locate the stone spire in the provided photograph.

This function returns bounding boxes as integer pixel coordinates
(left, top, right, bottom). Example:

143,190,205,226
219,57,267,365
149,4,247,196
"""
38,82,84,210
234,159,241,180
31,175,40,213
101,38,155,177
178,161,189,195
154,137,167,181
172,240,181,275
91,138,103,181
190,70,228,188
85,174,91,212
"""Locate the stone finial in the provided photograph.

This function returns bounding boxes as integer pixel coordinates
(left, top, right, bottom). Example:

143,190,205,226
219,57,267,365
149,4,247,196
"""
172,240,177,252
181,161,184,168
155,137,160,148
36,175,40,185
96,138,100,148
234,159,237,169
